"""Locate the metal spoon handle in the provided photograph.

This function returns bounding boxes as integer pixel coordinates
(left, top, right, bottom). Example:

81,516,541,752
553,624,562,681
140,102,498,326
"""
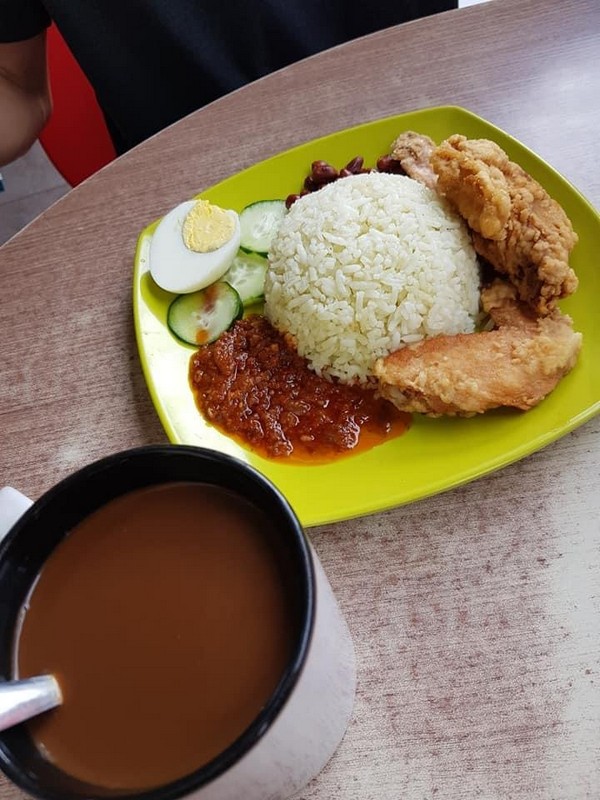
0,676,62,732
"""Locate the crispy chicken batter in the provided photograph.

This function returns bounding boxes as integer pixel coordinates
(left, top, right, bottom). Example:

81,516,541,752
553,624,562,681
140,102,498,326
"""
389,131,438,189
374,280,582,417
431,135,578,315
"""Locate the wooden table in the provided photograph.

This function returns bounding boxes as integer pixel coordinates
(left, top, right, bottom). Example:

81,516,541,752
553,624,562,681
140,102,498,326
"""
1,0,599,797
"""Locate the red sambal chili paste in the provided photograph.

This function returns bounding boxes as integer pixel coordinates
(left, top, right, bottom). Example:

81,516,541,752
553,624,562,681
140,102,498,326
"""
189,315,410,463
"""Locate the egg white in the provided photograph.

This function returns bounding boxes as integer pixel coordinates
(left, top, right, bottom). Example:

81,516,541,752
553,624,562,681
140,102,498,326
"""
149,200,241,293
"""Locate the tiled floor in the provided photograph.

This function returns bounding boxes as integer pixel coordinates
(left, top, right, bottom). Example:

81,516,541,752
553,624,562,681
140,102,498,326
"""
0,0,488,247
0,142,69,245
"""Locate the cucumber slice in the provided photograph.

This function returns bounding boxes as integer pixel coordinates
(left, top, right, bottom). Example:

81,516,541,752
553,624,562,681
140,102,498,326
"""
239,200,287,255
222,251,268,306
167,282,242,346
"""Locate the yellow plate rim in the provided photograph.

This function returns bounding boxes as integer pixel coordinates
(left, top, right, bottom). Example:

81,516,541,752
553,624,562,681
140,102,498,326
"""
133,105,600,527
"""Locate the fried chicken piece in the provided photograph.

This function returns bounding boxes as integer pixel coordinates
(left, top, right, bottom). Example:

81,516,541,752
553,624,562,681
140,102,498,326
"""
480,278,540,329
389,131,438,189
431,134,578,315
374,280,582,416
430,135,511,238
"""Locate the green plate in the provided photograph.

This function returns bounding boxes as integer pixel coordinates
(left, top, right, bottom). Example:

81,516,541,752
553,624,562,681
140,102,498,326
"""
133,105,600,527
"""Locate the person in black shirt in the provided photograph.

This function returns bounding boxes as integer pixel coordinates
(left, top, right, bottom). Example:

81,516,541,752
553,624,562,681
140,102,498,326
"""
0,0,457,166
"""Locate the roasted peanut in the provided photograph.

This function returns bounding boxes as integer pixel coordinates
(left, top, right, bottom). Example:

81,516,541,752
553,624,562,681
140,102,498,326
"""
344,156,364,174
376,155,406,174
310,160,338,185
295,154,373,196
285,193,301,209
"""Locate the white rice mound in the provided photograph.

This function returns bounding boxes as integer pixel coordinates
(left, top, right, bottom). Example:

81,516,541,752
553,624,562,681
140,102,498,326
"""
264,172,480,384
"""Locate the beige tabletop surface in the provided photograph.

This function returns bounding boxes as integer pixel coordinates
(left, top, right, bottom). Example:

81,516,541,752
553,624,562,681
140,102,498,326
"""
1,0,599,797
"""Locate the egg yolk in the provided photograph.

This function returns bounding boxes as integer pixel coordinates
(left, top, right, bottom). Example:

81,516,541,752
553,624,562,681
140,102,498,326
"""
182,200,235,253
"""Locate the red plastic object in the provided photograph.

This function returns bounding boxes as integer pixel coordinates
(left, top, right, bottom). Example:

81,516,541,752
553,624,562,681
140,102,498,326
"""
39,24,116,186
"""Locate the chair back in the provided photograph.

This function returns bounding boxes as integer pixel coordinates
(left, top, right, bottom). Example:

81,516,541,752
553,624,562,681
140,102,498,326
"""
39,25,116,186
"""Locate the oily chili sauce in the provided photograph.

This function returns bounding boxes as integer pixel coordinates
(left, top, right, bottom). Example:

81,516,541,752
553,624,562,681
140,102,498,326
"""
189,316,410,463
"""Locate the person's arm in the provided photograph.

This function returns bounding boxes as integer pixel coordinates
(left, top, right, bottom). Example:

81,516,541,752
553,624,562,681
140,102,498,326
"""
0,32,51,166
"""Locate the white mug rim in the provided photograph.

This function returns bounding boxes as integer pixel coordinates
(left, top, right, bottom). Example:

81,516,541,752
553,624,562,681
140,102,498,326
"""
0,445,316,800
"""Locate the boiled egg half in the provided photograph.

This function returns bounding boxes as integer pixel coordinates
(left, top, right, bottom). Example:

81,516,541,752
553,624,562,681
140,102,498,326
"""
149,199,241,293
